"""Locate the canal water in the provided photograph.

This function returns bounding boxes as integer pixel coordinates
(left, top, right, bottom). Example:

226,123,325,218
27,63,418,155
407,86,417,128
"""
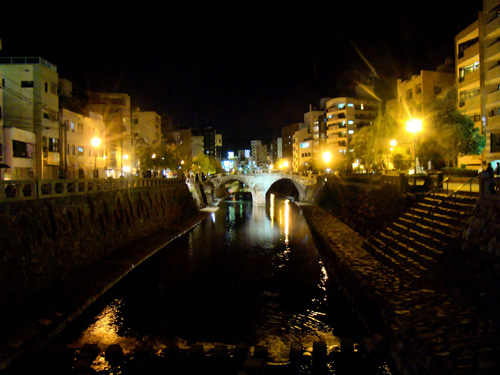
12,195,394,374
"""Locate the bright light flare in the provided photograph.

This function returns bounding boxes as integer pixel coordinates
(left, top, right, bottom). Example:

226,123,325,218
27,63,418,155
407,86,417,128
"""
322,151,332,163
406,119,422,134
91,137,101,148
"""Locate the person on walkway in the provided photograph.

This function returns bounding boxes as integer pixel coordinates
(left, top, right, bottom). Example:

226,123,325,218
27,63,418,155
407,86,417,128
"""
486,163,497,194
495,162,500,176
487,162,494,178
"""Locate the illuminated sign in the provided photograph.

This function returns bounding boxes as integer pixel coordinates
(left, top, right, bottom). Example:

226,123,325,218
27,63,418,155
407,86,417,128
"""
300,142,310,148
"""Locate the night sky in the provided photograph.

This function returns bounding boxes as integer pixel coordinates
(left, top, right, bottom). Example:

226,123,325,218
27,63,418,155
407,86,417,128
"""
0,2,483,154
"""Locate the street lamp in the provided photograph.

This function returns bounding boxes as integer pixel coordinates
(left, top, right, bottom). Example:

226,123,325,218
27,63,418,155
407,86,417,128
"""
322,151,332,173
406,118,422,175
91,137,102,178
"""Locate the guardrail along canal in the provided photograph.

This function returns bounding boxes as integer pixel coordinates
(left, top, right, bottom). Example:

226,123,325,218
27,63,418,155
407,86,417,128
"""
10,194,394,374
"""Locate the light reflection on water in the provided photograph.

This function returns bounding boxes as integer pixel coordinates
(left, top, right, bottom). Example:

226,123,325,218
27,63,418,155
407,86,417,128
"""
62,194,371,368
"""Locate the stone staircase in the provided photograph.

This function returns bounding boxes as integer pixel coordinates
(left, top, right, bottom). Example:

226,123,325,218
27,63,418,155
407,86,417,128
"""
363,192,478,282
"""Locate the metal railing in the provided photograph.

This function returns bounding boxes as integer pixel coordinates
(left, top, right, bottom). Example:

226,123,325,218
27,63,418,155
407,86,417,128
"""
0,177,186,203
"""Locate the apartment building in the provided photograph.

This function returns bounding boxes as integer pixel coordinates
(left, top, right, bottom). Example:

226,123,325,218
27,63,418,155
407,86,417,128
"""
281,122,304,161
0,57,59,179
191,127,221,160
455,13,483,168
85,92,133,177
293,126,313,172
397,60,454,119
454,0,500,168
325,96,379,156
132,109,161,146
250,140,267,169
480,0,500,166
59,108,106,179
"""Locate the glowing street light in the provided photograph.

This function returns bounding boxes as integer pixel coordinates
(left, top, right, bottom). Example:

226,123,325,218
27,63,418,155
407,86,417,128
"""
91,137,102,178
406,118,423,175
322,151,332,163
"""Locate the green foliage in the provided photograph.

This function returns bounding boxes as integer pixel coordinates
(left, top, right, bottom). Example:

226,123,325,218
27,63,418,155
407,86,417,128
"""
351,109,399,172
440,167,479,177
191,154,221,175
419,87,485,167
135,142,185,173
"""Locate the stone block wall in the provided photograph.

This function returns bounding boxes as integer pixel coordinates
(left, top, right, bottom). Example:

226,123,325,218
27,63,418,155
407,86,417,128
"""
0,183,199,311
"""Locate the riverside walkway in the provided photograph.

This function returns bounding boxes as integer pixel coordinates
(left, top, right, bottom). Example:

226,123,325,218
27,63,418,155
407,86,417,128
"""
301,203,500,375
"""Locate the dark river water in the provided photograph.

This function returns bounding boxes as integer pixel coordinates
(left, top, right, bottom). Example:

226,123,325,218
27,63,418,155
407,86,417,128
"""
10,195,394,374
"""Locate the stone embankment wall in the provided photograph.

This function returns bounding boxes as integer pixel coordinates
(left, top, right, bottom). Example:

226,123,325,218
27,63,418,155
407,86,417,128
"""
0,183,200,312
313,179,412,236
301,204,500,375
443,201,500,331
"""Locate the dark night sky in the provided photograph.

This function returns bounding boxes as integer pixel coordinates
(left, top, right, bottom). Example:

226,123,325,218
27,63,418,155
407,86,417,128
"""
0,2,483,154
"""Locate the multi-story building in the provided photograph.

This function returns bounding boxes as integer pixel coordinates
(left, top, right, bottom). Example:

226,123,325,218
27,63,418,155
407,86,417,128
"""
191,135,204,159
0,57,59,179
250,140,267,169
325,96,379,156
268,137,282,166
397,60,454,119
132,109,161,146
85,92,133,177
60,108,106,179
281,122,304,161
293,126,313,172
454,0,500,169
191,127,221,160
395,61,455,168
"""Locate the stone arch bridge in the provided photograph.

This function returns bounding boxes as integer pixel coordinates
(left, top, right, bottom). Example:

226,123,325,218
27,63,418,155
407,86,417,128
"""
209,172,318,205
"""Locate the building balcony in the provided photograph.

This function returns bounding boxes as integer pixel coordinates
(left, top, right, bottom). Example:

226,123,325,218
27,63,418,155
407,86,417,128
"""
458,69,480,89
486,16,500,38
486,64,500,84
458,42,480,64
487,114,500,130
487,89,500,106
485,40,500,61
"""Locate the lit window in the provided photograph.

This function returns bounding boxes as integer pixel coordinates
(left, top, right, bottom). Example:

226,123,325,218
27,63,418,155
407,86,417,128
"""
347,103,354,107
348,130,354,134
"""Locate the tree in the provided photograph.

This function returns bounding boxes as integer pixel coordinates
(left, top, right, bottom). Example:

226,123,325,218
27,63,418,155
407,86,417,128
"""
135,142,185,176
419,87,485,167
351,109,399,172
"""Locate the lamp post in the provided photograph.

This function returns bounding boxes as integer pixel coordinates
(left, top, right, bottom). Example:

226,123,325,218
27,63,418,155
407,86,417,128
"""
91,137,102,178
322,150,332,173
406,119,422,175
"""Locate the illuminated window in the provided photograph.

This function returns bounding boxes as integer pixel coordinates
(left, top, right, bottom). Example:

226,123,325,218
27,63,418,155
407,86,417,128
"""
348,130,354,134
459,62,479,82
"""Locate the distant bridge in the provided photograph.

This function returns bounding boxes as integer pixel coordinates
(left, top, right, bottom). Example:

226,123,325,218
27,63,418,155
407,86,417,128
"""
208,172,318,205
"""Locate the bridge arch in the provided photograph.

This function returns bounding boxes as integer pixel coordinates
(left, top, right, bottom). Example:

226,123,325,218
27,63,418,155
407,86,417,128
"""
209,173,316,205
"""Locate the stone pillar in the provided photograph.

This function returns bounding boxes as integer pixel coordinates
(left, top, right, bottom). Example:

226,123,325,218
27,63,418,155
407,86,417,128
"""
252,189,267,205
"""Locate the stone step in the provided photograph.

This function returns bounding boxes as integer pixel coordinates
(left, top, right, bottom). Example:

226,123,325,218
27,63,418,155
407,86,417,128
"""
401,211,464,236
375,231,440,269
419,196,476,214
411,204,467,225
395,217,455,244
390,221,450,252
367,234,433,276
383,226,444,261
362,240,422,281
